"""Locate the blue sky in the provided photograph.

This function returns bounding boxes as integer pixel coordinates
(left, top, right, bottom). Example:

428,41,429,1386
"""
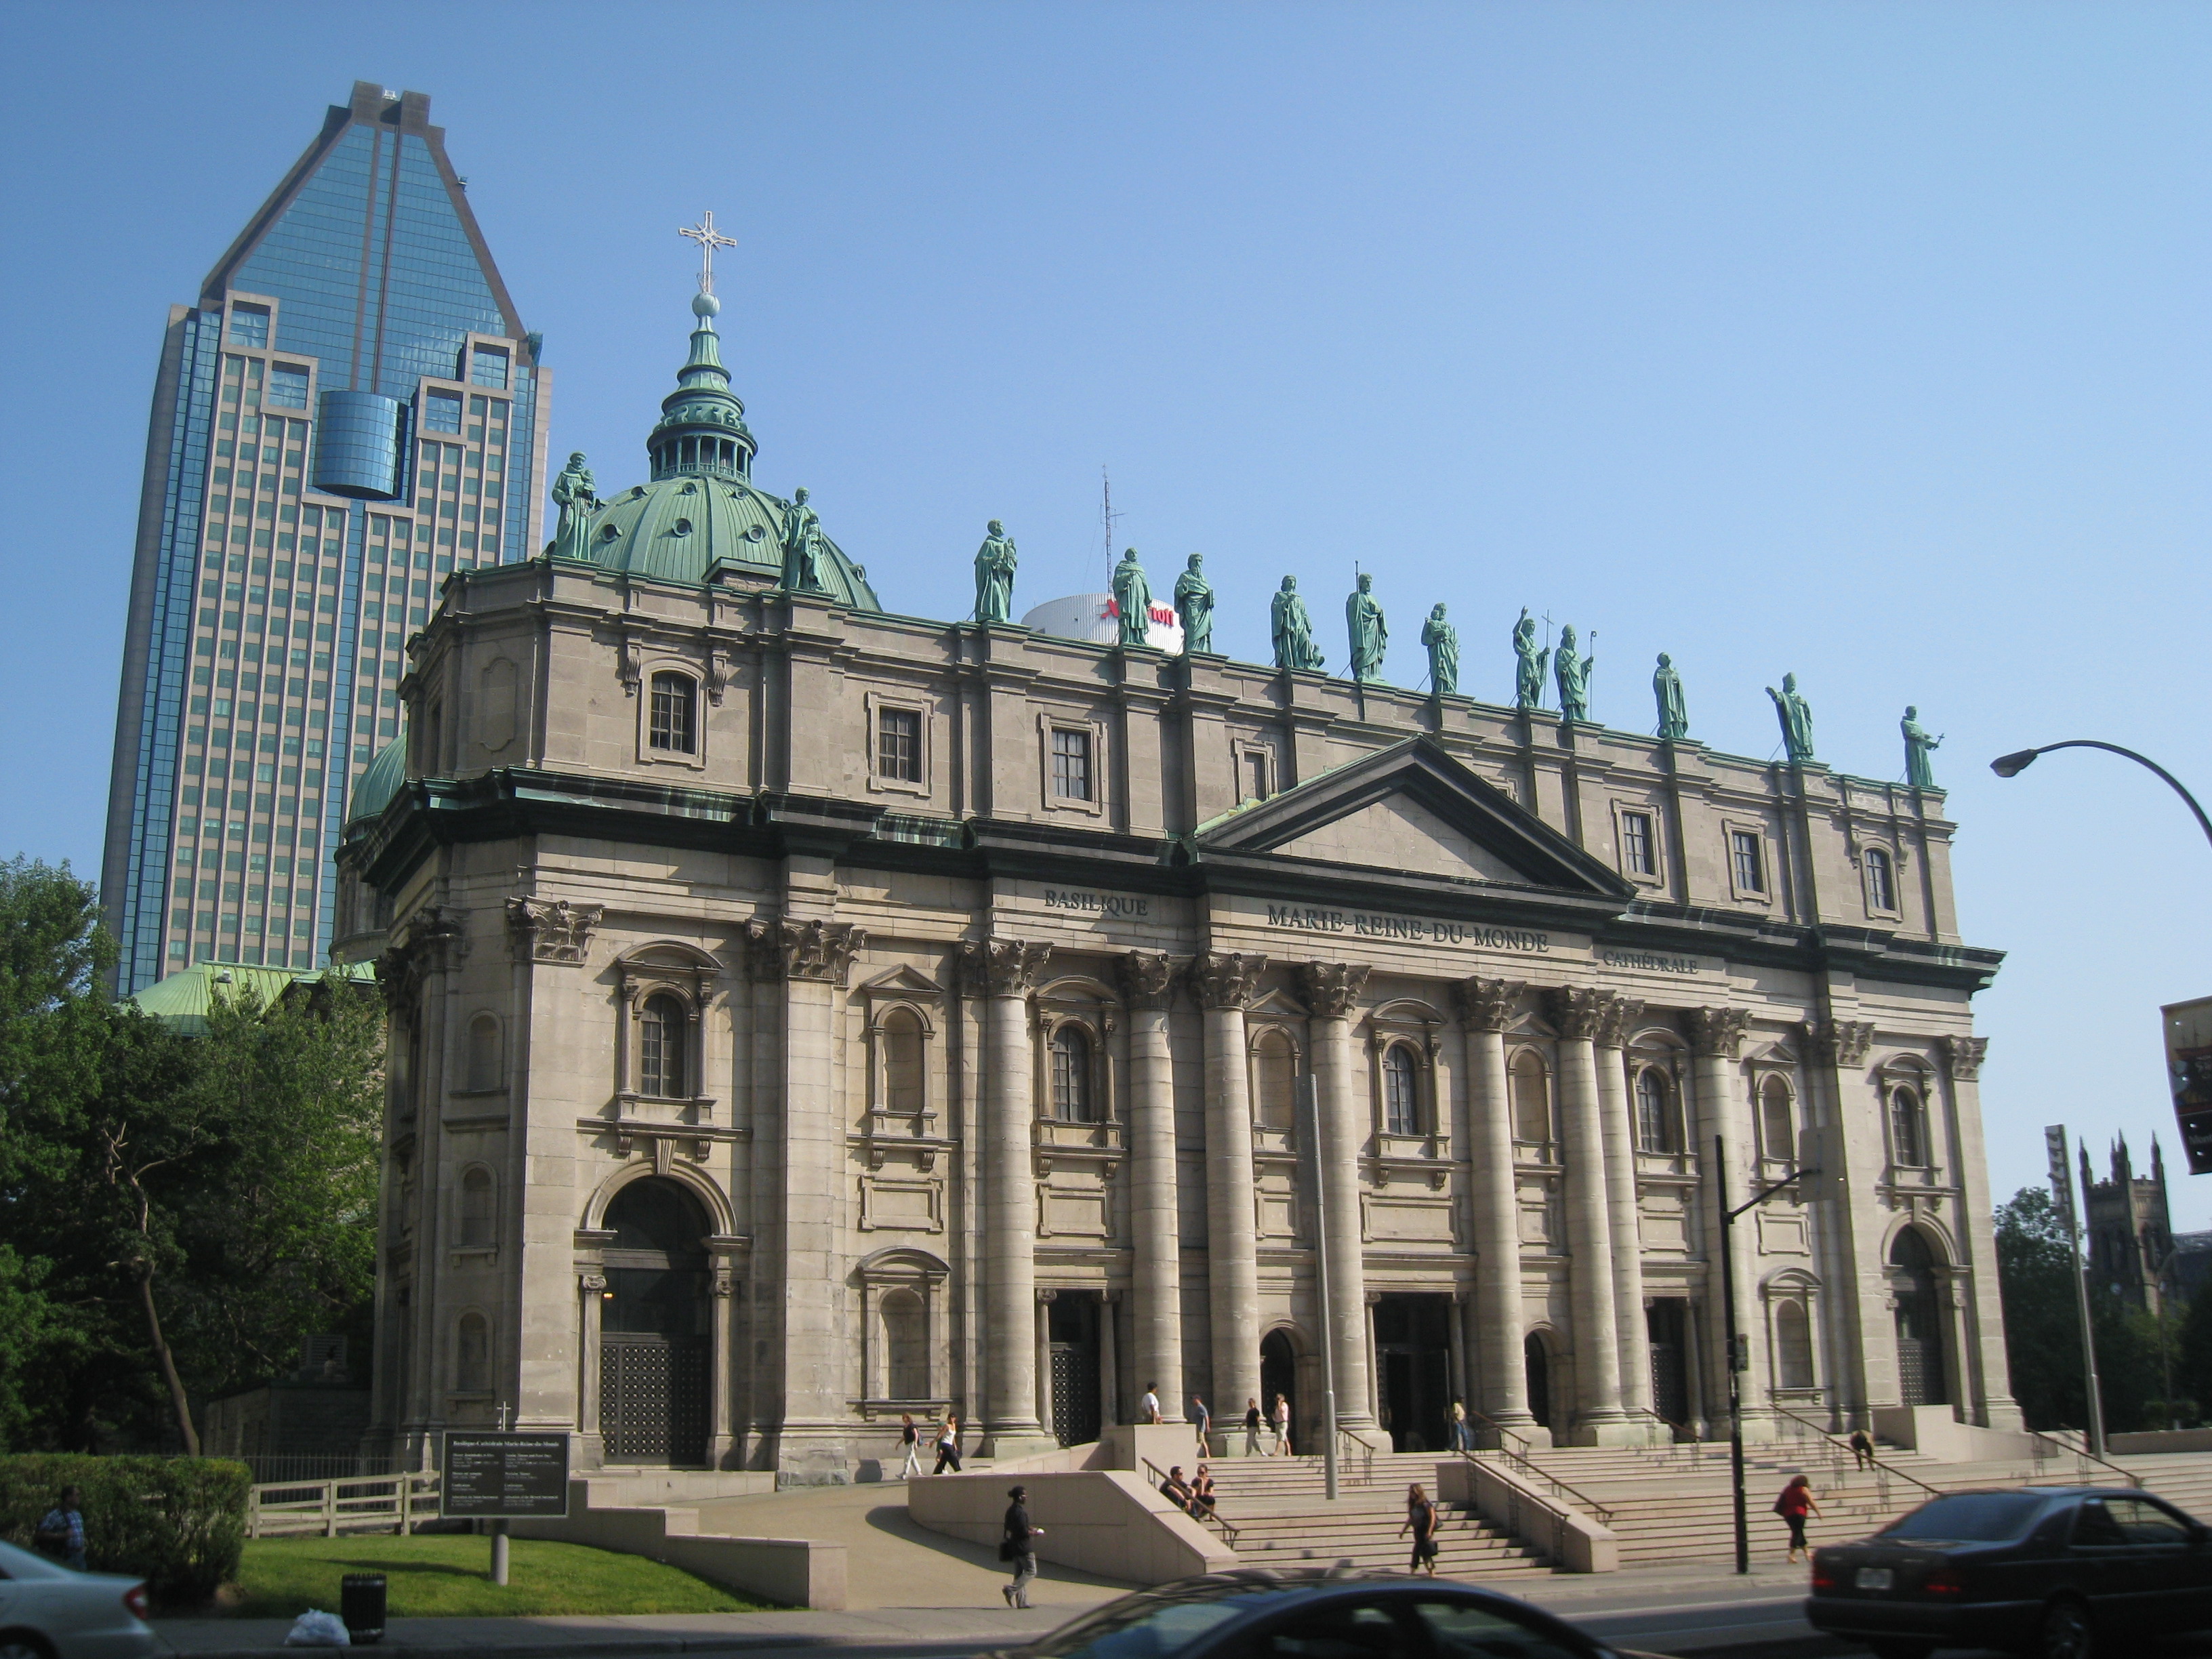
5,2,2210,1223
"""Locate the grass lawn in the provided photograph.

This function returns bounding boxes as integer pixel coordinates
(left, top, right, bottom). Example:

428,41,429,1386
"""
225,1535,771,1618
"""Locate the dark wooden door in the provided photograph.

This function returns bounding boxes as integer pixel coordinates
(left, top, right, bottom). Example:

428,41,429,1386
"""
600,1334,708,1464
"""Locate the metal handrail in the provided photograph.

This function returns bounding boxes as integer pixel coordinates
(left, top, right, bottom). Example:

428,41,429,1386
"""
2036,1427,2144,1488
1633,1406,1702,1454
1454,1414,1615,1527
1769,1405,1943,1502
1140,1454,1241,1548
1461,1406,1532,1460
1336,1427,1374,1488
1452,1444,1604,1555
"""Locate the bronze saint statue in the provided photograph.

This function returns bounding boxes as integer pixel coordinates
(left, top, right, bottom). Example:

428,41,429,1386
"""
1421,603,1458,695
1554,625,1593,722
973,520,1017,623
1512,609,1548,710
1654,653,1688,740
1346,573,1388,684
1174,554,1214,654
1111,548,1153,647
1767,673,1816,763
550,451,596,561
779,486,826,592
1902,705,1943,789
1271,576,1324,671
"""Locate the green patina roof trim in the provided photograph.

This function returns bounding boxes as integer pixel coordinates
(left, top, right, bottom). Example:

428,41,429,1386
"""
130,958,377,1034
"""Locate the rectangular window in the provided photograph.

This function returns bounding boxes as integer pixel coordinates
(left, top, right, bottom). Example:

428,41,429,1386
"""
1864,847,1896,911
1622,811,1655,876
1244,750,1269,802
878,707,922,783
228,304,270,348
470,348,510,390
424,390,463,434
1730,830,1765,895
267,364,310,409
1050,727,1092,801
649,673,695,753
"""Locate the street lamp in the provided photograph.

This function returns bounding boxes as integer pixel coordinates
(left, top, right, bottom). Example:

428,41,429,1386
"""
1989,740,2212,851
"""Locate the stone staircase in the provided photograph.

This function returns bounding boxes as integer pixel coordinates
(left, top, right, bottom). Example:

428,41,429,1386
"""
1197,1451,1555,1580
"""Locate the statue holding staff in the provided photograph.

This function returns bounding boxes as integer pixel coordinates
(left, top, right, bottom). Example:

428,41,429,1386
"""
1346,573,1389,684
1902,705,1943,789
1653,653,1688,740
1512,609,1549,710
1767,673,1816,763
1554,624,1593,722
1421,604,1459,695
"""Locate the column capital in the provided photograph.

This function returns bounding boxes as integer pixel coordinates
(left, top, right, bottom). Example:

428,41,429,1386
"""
1595,994,1644,1050
507,897,602,964
1454,976,1525,1032
1803,1017,1875,1067
1297,960,1370,1019
1685,1005,1753,1059
744,917,867,985
960,937,1053,998
1543,984,1607,1042
1118,949,1180,1011
1193,951,1269,1010
1942,1033,1988,1082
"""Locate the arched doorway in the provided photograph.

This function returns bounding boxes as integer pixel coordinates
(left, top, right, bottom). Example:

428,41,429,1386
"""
600,1178,710,1464
1523,1332,1553,1431
1260,1329,1299,1450
1891,1227,1949,1408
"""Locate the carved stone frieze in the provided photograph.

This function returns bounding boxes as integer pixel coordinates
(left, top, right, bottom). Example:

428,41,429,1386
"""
744,918,867,985
1544,985,1607,1042
1685,1005,1753,1060
578,1271,608,1294
1296,960,1369,1019
959,937,1053,998
1454,977,1525,1032
508,897,603,964
377,906,469,1007
1118,950,1179,1010
1194,951,1269,1010
1804,1018,1876,1068
1942,1034,1988,1082
1595,994,1645,1050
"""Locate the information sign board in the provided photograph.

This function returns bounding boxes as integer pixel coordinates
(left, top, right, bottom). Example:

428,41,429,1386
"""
2163,998,2212,1176
441,1432,571,1519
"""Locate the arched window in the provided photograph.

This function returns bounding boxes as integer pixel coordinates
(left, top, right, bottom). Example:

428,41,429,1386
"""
1891,1086,1925,1167
455,1312,489,1393
1775,1299,1815,1390
458,1167,496,1248
1050,1025,1093,1123
1635,1066,1675,1153
1252,1029,1297,1131
1510,1050,1551,1145
638,993,689,1099
1864,846,1896,911
882,1008,924,1116
1382,1044,1421,1136
880,1287,928,1400
466,1012,501,1092
649,672,696,754
1761,1076,1795,1165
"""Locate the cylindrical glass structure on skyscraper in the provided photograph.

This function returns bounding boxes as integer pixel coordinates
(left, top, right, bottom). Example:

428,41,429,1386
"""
312,390,407,499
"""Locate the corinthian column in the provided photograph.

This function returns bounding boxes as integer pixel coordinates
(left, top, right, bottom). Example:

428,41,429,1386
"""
1942,1034,2023,1430
1194,951,1266,1431
1301,960,1376,1431
1456,977,1537,1439
1119,951,1185,1425
1595,996,1650,1425
964,937,1059,1457
1686,1005,1761,1437
1544,986,1630,1443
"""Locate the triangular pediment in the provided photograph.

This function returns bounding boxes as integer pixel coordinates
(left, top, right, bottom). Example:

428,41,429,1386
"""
1194,737,1633,901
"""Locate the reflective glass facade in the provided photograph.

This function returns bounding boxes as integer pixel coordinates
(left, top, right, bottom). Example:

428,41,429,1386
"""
103,83,546,993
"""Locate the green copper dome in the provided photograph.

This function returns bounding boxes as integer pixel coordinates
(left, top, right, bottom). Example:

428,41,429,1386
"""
563,474,880,608
347,731,409,825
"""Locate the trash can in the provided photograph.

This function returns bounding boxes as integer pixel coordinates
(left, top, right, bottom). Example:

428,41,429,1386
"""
340,1572,387,1644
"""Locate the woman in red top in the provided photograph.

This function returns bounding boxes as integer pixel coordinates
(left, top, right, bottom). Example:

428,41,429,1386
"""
1775,1474,1821,1561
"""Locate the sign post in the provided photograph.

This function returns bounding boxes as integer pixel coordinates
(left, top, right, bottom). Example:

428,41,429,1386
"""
2163,999,2212,1176
2045,1126,2106,1459
442,1432,571,1586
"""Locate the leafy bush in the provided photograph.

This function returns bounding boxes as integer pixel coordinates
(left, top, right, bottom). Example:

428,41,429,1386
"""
0,1454,250,1604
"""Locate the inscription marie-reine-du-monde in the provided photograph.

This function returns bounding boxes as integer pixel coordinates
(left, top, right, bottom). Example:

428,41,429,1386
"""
1262,904,1552,953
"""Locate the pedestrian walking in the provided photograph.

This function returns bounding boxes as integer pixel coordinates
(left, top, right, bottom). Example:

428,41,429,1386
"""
897,1412,922,1479
1000,1484,1042,1608
1775,1474,1822,1562
933,1412,963,1474
1847,1429,1876,1471
1141,1381,1163,1424
33,1485,85,1570
1271,1392,1293,1456
1398,1483,1441,1576
1191,1395,1211,1454
1448,1399,1471,1453
1243,1397,1264,1456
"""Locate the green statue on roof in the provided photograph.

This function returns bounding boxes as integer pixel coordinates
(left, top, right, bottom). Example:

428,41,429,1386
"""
1902,706,1943,789
1422,604,1458,695
1554,625,1593,722
1512,609,1548,710
1112,548,1153,647
550,452,596,561
1346,573,1388,684
1767,673,1816,764
1271,576,1324,672
1174,554,1214,654
973,520,1017,623
1653,653,1688,740
780,486,827,592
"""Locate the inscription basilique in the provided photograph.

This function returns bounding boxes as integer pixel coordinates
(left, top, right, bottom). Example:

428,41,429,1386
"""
1043,887,1153,920
1263,903,1551,953
1597,947,1704,975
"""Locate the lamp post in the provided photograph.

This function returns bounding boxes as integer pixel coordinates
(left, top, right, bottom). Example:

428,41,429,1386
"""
1716,1136,1820,1576
1990,740,2212,851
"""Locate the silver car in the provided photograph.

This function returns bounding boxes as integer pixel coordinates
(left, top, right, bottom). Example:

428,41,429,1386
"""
0,1538,155,1659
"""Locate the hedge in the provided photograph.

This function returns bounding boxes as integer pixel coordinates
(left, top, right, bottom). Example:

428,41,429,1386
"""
0,1454,251,1605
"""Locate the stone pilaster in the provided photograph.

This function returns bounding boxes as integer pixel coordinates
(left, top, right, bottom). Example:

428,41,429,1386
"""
1118,951,1185,1426
1942,1034,2022,1429
1686,1005,1765,1437
1454,977,1538,1439
1804,1013,1885,1428
1300,960,1377,1432
1595,994,1652,1427
1193,951,1266,1425
1544,985,1631,1442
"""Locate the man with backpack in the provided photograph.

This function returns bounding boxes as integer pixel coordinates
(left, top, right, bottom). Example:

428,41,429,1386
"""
35,1485,86,1570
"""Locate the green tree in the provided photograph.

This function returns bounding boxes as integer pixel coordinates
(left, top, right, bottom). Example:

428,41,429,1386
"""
1994,1185,2164,1435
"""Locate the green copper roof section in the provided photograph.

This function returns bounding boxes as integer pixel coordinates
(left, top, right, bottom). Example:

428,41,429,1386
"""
558,474,882,609
130,958,375,1035
650,291,754,482
348,729,409,825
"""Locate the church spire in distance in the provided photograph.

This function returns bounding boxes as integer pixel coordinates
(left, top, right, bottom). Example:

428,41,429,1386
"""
649,211,754,481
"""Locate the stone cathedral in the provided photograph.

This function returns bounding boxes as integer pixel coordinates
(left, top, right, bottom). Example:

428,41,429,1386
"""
339,279,2020,1484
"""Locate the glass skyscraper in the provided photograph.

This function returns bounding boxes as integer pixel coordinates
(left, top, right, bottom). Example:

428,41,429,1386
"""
102,82,548,993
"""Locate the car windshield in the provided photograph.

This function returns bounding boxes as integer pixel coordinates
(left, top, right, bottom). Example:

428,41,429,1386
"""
1025,1590,1275,1658
1880,1493,2052,1542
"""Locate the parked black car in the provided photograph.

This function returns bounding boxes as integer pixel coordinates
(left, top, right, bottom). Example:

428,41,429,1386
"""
1805,1485,2212,1659
989,1567,1662,1658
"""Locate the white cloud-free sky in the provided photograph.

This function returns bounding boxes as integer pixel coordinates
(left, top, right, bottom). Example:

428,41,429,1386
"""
4,2,2209,1221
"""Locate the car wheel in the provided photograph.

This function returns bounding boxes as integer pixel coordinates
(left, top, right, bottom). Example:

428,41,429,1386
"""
0,1633,56,1659
2034,1596,2094,1659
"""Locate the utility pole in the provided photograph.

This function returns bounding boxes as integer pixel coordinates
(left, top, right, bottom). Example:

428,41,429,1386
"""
1298,1077,1340,1500
2047,1125,2108,1458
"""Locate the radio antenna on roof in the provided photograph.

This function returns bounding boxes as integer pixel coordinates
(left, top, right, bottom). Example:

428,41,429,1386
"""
1101,466,1124,592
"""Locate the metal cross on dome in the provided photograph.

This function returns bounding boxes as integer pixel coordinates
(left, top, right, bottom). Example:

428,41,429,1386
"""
678,211,737,295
